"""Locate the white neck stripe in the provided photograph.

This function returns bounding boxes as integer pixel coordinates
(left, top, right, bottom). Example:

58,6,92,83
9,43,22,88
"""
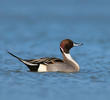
64,53,73,61
64,53,80,70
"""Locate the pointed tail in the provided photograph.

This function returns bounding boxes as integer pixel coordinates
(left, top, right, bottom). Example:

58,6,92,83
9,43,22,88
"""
8,51,39,71
8,51,23,62
8,51,38,66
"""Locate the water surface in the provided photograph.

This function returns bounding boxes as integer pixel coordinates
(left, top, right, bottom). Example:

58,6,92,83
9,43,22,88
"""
0,0,110,100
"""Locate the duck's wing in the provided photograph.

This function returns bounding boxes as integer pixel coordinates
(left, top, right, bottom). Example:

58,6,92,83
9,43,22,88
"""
8,52,63,71
26,57,63,65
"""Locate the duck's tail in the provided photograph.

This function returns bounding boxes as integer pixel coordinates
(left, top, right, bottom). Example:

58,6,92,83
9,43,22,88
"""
8,51,23,62
8,51,39,71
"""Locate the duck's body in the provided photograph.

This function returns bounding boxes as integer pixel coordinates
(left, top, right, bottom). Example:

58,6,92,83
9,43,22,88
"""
8,39,83,73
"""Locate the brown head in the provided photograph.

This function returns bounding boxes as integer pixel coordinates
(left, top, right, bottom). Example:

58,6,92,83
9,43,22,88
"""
60,39,83,53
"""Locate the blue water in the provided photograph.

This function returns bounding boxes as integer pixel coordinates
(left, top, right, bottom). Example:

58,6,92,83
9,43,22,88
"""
0,0,110,100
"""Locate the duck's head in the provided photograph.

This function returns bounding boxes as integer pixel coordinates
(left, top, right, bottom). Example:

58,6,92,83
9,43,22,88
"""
60,39,83,53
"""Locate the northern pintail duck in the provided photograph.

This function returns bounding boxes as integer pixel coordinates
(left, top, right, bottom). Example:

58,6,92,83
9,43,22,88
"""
8,39,83,72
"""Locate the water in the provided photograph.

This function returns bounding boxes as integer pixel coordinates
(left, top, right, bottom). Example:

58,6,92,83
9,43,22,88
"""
0,0,110,100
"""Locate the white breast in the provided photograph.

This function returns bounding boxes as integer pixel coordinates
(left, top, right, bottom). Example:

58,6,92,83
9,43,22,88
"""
38,64,47,72
64,53,80,71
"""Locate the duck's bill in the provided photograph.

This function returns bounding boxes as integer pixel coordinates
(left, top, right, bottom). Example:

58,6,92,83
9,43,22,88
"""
73,42,83,47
